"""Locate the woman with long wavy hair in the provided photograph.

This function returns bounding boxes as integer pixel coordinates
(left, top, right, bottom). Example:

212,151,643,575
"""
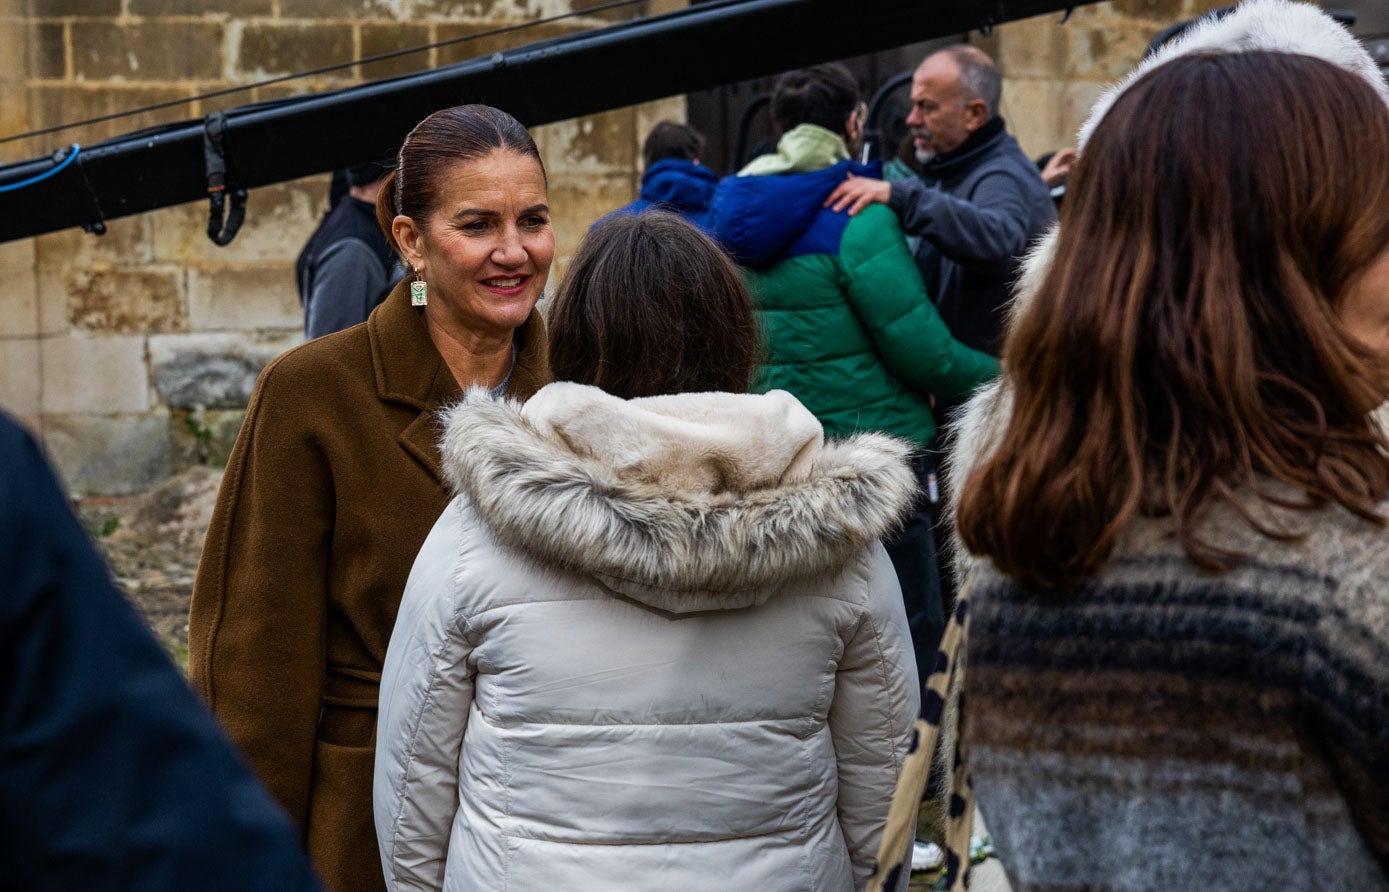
955,49,1389,890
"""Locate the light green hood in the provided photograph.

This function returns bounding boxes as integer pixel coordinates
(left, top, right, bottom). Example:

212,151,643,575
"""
738,124,850,176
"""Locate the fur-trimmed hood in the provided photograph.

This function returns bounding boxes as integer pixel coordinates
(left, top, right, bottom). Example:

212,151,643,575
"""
949,0,1388,574
439,383,917,612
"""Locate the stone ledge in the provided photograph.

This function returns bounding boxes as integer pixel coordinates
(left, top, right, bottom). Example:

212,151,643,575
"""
40,333,151,415
70,21,225,82
149,331,300,410
43,411,171,496
187,265,301,332
0,337,40,416
67,267,189,335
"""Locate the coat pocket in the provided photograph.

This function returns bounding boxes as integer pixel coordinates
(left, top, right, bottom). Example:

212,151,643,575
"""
306,738,381,892
316,665,381,747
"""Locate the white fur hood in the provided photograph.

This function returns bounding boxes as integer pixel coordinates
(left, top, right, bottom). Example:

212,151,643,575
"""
438,382,917,612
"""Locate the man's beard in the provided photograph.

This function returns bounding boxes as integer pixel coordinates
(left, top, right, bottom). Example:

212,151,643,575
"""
911,129,935,165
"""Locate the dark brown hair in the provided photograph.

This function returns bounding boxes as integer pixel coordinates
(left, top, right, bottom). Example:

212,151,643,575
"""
549,211,759,399
957,51,1389,589
376,104,543,258
771,63,859,135
643,121,707,169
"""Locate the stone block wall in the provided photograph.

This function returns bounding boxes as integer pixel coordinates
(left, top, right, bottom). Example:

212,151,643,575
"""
0,0,683,494
978,0,1230,158
1,0,1253,495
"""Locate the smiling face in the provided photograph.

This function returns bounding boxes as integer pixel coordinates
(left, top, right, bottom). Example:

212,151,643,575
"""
393,150,554,343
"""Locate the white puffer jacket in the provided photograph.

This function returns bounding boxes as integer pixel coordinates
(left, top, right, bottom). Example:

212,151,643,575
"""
374,383,921,892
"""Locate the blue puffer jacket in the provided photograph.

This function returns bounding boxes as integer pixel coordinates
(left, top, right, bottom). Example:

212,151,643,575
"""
599,158,718,231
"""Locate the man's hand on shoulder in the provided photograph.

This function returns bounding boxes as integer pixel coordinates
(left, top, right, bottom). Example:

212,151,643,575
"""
824,173,891,216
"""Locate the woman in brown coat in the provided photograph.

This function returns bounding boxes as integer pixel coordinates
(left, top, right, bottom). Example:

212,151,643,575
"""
188,104,554,892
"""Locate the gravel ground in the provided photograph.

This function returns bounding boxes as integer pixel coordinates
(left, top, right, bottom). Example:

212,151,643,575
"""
80,466,223,670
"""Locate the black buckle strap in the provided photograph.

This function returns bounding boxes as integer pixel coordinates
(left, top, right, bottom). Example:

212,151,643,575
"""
203,112,247,246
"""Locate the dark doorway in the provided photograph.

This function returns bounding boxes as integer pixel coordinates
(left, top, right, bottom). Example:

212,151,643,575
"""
682,17,961,175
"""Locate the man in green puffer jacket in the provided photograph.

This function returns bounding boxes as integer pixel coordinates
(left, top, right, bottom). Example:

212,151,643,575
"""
710,63,999,672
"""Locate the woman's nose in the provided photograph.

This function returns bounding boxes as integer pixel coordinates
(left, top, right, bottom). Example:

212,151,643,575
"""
492,228,527,266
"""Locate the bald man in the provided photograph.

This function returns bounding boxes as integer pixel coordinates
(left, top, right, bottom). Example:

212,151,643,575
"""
827,45,1054,615
827,44,1054,356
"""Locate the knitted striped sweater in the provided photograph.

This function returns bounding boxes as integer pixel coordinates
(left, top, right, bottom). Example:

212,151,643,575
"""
965,495,1389,890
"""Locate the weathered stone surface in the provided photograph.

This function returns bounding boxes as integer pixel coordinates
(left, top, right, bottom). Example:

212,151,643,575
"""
0,90,29,165
28,83,196,144
1113,0,1186,24
128,0,273,16
1062,80,1107,142
149,331,298,409
539,109,638,175
29,22,65,79
544,171,636,265
155,351,261,409
996,16,1068,80
67,268,188,334
43,412,171,496
1069,24,1158,80
359,23,432,80
412,0,534,21
188,266,301,332
35,214,153,273
70,22,224,82
278,0,396,18
236,22,353,79
169,408,244,472
40,334,150,414
33,0,121,16
0,239,39,338
152,180,324,265
998,78,1064,158
0,336,40,416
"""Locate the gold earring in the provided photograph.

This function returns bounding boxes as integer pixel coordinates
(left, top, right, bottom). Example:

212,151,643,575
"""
410,267,427,307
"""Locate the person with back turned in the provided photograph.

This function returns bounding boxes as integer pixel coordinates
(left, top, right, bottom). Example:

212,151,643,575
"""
709,62,998,683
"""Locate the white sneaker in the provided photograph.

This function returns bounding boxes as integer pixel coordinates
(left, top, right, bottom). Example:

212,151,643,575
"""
911,839,944,871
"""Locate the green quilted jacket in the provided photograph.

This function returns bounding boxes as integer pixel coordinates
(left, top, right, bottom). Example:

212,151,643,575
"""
710,130,1000,449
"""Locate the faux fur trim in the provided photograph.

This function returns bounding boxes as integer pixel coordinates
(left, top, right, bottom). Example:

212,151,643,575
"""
439,388,918,611
1077,0,1387,150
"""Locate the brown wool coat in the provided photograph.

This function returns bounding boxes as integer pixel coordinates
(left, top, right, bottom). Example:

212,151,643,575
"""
189,281,550,892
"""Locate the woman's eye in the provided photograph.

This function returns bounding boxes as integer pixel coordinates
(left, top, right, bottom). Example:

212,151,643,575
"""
522,215,549,229
461,220,491,233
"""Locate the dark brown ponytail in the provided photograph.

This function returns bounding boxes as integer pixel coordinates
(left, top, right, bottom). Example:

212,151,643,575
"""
375,169,402,257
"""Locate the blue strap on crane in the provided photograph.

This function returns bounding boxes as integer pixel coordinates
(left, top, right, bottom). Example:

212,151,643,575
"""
0,144,80,193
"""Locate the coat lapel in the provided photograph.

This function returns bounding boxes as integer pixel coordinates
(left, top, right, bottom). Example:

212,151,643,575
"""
369,282,457,485
367,281,553,485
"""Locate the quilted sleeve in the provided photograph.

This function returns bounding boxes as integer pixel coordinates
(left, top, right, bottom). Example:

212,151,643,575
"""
829,544,922,886
374,500,476,892
838,205,1000,403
